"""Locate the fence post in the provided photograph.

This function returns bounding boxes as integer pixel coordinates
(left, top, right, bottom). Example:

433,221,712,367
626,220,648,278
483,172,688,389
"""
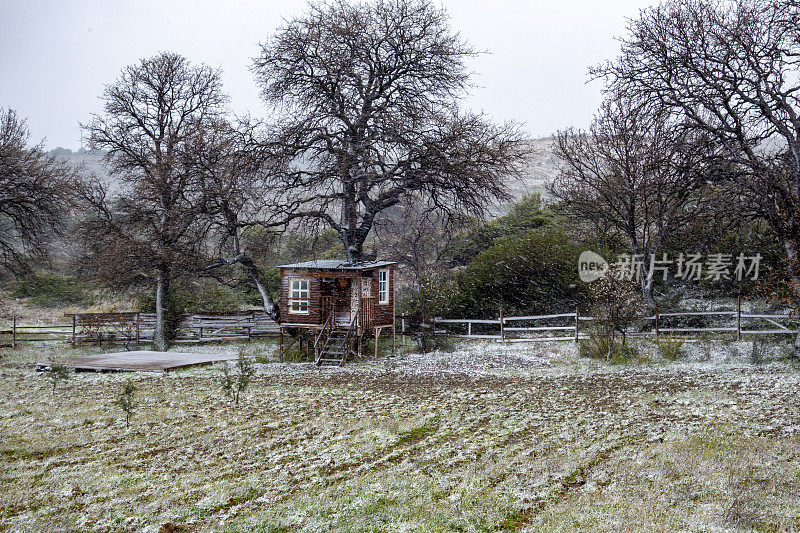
737,295,742,341
71,315,76,347
135,313,140,348
500,307,505,343
12,316,16,348
654,306,659,338
575,305,579,341
401,314,406,336
467,321,472,337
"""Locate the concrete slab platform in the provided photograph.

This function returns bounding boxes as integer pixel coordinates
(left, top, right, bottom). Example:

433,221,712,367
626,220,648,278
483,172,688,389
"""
37,350,239,372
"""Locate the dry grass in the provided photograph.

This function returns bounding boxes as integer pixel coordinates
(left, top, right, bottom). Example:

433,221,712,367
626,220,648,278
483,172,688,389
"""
1,341,799,532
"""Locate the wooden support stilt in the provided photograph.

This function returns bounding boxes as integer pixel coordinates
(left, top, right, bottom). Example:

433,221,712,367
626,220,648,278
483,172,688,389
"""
279,327,284,362
374,326,382,358
278,331,299,362
71,315,76,348
392,325,396,357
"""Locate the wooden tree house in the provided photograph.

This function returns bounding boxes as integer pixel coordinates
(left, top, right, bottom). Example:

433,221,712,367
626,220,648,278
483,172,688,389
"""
276,260,397,366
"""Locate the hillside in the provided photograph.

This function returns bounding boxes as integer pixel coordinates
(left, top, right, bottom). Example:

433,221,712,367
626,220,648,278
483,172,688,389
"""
49,138,561,205
511,137,560,201
49,147,106,180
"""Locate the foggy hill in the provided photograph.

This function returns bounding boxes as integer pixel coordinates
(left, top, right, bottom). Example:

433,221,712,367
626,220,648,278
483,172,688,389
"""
512,137,559,201
49,147,108,180
49,138,561,205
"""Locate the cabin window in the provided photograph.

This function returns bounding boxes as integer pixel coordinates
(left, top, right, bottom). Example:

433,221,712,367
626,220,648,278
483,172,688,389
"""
378,270,389,304
289,278,309,313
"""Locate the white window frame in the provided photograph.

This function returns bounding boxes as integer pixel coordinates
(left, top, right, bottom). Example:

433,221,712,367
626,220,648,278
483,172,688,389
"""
289,278,310,314
378,269,389,304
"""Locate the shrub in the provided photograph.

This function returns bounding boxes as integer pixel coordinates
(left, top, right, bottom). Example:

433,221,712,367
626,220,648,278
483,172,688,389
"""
446,193,556,266
584,271,644,362
221,348,256,405
45,363,71,394
114,379,137,428
413,331,457,354
447,227,586,318
656,336,685,360
579,337,638,362
750,339,765,366
13,272,93,307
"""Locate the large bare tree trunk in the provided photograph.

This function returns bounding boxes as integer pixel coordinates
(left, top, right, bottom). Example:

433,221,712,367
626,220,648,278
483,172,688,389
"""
244,261,279,322
340,213,366,263
232,229,279,322
154,268,169,351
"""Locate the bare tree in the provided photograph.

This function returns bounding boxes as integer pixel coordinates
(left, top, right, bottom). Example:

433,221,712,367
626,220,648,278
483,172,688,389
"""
596,0,800,311
550,96,712,303
189,119,282,320
375,198,464,350
252,0,528,262
81,52,227,350
0,108,75,277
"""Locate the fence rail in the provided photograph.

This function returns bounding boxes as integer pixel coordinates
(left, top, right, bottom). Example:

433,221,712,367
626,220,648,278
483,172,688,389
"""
0,311,280,348
4,304,797,349
401,298,798,343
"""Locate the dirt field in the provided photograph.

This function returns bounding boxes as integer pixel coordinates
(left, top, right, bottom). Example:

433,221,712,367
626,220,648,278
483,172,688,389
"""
1,341,799,532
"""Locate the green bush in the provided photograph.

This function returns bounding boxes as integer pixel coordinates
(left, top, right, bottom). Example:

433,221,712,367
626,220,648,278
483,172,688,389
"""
13,272,93,307
220,348,256,405
413,332,457,354
579,337,638,363
750,339,765,366
656,335,685,360
446,193,556,266
447,227,585,318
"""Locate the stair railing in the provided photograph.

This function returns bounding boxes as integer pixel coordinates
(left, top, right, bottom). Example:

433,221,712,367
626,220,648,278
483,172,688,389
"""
314,309,335,365
339,305,363,365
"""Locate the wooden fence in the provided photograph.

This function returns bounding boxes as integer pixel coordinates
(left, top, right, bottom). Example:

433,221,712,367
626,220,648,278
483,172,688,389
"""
0,311,280,348
417,301,799,343
4,304,796,349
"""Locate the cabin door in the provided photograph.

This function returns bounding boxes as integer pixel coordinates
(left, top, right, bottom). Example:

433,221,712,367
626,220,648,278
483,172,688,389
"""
361,277,372,299
349,279,360,324
361,277,374,328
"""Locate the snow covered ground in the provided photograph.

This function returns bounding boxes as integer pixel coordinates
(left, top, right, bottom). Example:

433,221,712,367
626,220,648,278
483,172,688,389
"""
1,340,799,531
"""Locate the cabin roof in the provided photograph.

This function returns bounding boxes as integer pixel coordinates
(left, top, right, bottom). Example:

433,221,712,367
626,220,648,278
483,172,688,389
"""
277,259,397,271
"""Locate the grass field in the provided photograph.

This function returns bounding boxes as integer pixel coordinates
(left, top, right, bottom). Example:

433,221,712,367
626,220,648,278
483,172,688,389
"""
1,340,799,532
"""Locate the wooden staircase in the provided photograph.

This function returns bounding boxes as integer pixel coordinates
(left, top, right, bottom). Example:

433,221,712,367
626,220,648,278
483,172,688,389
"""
314,307,362,367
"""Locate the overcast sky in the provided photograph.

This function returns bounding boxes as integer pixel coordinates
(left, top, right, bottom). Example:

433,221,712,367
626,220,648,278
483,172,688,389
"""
0,0,658,150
